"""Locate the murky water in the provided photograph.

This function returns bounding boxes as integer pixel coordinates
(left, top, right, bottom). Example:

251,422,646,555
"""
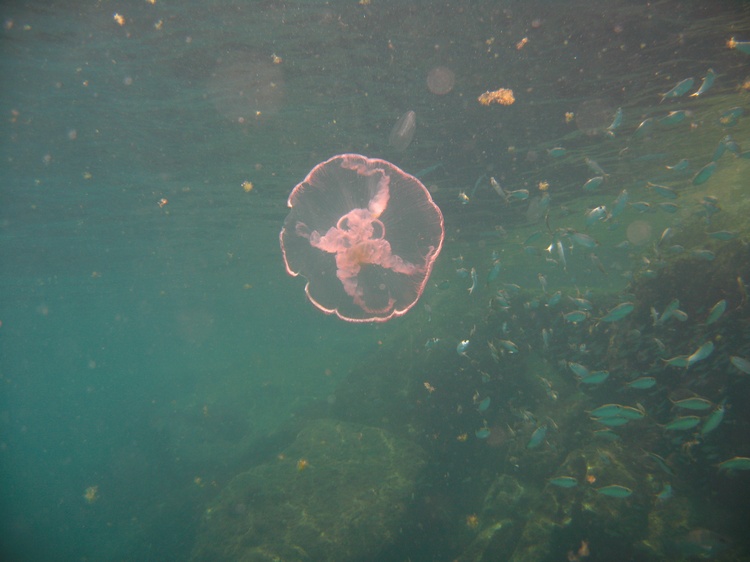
2,1,750,560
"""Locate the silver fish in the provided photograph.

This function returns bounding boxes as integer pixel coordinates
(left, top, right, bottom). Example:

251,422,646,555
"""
706,299,727,325
687,341,714,367
468,267,478,294
600,302,634,322
660,77,695,101
730,356,750,375
585,206,607,226
690,68,716,97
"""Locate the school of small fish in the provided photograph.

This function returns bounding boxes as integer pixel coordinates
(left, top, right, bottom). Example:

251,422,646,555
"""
419,41,750,532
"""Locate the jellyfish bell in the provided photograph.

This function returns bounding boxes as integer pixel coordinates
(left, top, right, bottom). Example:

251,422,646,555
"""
426,66,455,95
575,98,614,137
280,154,444,322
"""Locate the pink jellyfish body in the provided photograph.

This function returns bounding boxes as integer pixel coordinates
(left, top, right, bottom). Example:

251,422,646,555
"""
280,154,444,322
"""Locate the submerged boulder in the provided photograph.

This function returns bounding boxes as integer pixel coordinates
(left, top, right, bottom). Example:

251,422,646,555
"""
191,418,426,562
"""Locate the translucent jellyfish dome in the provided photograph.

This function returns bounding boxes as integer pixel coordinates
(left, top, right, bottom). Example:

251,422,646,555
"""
280,154,444,322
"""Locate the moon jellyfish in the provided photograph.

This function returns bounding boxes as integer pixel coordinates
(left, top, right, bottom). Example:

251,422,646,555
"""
280,154,444,322
427,66,455,95
626,219,652,247
388,110,416,151
575,99,613,136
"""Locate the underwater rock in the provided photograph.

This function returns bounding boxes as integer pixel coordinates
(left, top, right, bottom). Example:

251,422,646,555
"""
190,419,426,562
509,444,645,562
452,475,526,562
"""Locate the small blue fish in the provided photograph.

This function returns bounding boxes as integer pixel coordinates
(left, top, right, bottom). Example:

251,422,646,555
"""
414,163,445,179
600,302,634,323
589,404,624,418
549,476,578,488
475,427,491,439
633,117,655,138
645,451,674,476
629,201,651,212
672,309,688,322
707,231,737,241
687,341,714,367
582,176,605,191
507,189,530,201
425,337,441,350
548,147,567,158
581,370,610,385
618,405,646,420
490,177,509,204
606,107,623,137
524,231,544,245
700,196,721,219
594,416,630,427
664,415,701,431
538,273,548,293
717,456,750,471
657,302,682,322
555,240,567,270
718,106,744,128
656,484,673,502
663,355,689,368
658,202,680,213
672,397,713,411
729,37,750,54
660,110,690,126
702,401,726,435
498,339,519,354
610,189,629,218
597,484,633,498
568,361,589,377
660,303,679,321
690,68,716,97
666,158,690,171
725,137,741,154
457,340,470,356
730,356,750,375
487,259,502,283
468,267,479,294
625,376,657,390
585,205,608,226
593,429,620,441
647,182,678,199
547,291,562,307
563,310,588,324
660,77,695,101
539,193,551,213
568,297,593,311
706,299,727,325
527,425,548,449
692,249,715,261
570,231,599,248
713,137,728,161
585,157,607,176
692,161,717,185
477,396,491,412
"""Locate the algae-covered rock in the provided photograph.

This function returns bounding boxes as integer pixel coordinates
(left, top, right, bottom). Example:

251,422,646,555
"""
190,419,426,562
452,475,526,562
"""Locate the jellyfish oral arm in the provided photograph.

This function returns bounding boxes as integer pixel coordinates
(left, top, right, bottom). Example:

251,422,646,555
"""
333,240,421,313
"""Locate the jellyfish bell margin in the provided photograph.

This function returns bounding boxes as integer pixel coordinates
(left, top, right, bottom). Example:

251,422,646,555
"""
280,154,444,323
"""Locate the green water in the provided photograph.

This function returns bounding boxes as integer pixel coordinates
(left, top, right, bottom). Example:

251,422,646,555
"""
2,1,750,560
